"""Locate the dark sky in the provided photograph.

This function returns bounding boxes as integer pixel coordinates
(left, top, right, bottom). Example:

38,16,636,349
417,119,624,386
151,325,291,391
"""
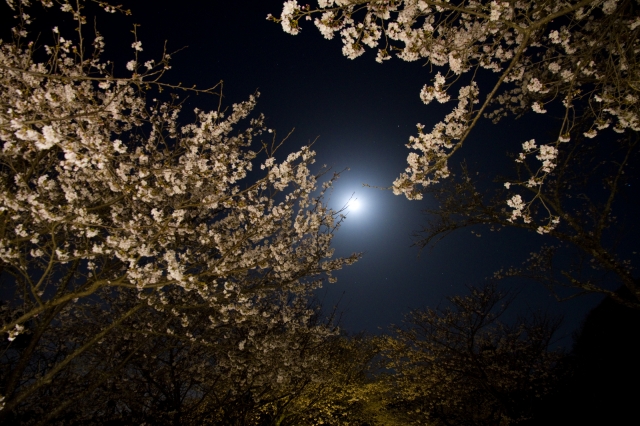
19,0,610,340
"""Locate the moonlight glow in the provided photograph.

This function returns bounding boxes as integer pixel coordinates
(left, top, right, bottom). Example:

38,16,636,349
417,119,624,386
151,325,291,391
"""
348,199,361,211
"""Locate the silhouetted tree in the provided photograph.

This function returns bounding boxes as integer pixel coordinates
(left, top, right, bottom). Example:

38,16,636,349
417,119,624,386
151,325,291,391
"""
381,283,563,426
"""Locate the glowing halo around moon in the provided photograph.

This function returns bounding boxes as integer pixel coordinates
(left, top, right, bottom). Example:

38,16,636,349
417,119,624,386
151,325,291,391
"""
348,198,361,211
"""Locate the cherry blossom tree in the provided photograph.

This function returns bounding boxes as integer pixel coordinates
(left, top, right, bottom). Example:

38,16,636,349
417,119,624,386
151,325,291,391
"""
414,128,639,308
15,293,349,425
273,0,640,235
381,283,563,426
3,281,383,425
273,0,640,307
0,0,358,420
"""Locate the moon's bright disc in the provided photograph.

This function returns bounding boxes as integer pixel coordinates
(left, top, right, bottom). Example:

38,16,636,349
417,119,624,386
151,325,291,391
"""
349,199,361,210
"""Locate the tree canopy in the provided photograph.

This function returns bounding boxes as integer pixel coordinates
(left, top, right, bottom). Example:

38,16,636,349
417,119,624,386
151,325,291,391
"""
0,0,638,424
0,1,359,422
274,0,640,306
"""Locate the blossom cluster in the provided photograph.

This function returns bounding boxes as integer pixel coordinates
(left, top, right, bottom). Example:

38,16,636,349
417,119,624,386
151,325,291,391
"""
503,138,561,233
394,82,479,200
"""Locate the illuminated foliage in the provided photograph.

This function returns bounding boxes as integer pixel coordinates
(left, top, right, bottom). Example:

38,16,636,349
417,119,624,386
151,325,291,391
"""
274,0,640,306
0,1,358,421
274,0,640,233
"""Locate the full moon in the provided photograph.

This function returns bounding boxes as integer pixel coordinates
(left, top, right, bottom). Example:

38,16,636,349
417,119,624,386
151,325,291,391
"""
349,199,361,211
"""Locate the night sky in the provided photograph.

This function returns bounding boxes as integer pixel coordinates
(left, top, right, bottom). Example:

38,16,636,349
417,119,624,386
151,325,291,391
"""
42,0,610,339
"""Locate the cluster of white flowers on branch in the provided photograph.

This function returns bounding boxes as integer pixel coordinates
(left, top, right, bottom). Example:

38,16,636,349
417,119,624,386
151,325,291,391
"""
394,81,479,200
0,0,359,416
504,138,561,233
413,133,639,306
273,0,640,230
